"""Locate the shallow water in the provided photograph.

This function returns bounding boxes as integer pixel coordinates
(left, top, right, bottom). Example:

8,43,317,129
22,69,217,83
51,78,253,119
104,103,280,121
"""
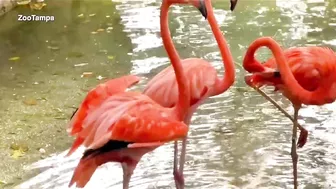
0,0,335,188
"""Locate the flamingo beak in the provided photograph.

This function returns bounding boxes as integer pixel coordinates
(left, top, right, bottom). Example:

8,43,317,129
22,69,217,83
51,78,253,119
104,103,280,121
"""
230,0,238,11
197,0,207,19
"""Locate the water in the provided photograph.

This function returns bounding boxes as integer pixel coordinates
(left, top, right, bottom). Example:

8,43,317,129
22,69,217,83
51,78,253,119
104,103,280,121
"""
0,0,335,188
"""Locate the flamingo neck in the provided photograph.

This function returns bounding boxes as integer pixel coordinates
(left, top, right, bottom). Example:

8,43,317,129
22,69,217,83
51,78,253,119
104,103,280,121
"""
160,2,189,120
250,37,328,105
243,38,266,73
205,0,235,95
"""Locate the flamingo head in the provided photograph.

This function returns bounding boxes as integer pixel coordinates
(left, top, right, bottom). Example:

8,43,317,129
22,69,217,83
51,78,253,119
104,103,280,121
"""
244,71,283,90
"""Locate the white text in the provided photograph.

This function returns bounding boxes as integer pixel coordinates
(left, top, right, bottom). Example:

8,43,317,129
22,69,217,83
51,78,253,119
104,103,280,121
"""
18,15,54,22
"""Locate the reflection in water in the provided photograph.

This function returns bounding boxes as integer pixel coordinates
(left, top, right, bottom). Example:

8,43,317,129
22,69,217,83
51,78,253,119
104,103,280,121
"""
8,0,336,188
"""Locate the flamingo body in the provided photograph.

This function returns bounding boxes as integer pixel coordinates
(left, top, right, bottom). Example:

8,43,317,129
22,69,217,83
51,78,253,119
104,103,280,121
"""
242,37,336,189
67,77,188,188
143,57,220,189
144,58,218,109
143,1,236,188
245,46,336,105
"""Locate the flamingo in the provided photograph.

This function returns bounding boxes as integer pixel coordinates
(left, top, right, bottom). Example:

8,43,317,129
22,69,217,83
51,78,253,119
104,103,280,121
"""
243,36,336,189
66,1,211,189
143,0,237,188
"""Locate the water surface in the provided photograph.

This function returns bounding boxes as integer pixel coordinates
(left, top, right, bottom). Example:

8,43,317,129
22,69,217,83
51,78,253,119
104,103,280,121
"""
0,0,335,188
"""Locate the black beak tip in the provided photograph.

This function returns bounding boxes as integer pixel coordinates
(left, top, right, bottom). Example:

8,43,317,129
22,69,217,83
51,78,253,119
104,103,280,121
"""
230,0,238,11
198,7,207,19
198,1,207,19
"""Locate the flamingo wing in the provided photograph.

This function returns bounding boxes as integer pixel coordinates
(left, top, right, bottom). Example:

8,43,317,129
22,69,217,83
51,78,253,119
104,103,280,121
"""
66,75,140,156
144,58,217,108
78,93,188,150
68,75,140,135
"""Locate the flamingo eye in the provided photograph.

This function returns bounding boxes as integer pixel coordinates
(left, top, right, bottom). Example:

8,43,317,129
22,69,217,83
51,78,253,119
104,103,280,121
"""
274,71,281,78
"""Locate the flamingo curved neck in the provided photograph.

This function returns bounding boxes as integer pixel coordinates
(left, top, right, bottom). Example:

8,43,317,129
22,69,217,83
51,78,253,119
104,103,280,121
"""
160,2,190,119
243,44,266,72
249,37,328,105
205,0,235,95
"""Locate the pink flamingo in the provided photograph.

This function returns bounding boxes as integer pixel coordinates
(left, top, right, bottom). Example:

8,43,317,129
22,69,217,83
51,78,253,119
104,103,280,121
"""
143,0,237,188
243,36,336,189
66,1,212,188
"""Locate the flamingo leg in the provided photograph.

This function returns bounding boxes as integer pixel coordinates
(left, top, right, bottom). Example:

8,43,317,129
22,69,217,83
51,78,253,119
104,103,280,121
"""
175,115,192,189
291,105,300,189
178,137,187,174
173,141,183,189
252,86,308,147
176,137,187,189
121,163,133,189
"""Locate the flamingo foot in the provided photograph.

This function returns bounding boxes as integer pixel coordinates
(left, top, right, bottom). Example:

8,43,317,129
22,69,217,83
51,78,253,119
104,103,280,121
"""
297,128,308,148
173,170,185,189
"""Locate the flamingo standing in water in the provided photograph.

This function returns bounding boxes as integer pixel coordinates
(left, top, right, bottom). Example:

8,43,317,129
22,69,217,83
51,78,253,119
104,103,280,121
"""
66,1,211,189
143,0,237,188
243,36,336,189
